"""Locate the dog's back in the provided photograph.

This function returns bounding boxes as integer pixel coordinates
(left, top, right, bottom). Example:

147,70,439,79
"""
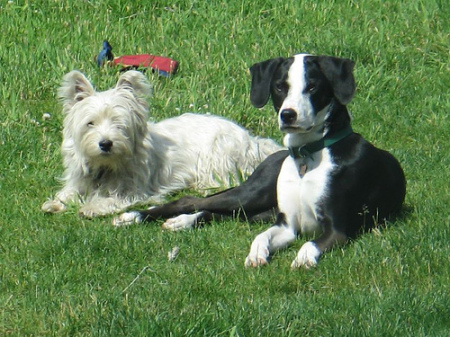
149,113,282,192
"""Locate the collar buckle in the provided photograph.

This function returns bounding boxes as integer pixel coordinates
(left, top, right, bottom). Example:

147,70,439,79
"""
288,147,312,160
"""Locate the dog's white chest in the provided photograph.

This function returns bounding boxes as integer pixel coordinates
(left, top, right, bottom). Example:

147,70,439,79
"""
277,150,334,235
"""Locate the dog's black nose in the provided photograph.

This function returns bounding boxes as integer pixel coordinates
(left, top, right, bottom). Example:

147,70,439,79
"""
99,140,113,152
280,109,297,124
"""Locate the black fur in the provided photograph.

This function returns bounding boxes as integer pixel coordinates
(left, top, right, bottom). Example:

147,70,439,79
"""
249,55,406,259
134,150,288,223
131,55,406,264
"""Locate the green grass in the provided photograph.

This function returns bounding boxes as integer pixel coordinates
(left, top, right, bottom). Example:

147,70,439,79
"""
1,0,449,336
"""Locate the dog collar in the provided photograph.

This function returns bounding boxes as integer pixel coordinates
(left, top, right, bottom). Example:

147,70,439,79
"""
288,125,353,159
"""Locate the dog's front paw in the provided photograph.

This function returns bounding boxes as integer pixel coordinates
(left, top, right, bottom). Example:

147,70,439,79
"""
79,208,99,218
245,234,271,267
245,254,269,267
291,241,321,269
244,245,270,267
42,200,67,213
162,214,198,231
80,198,125,218
79,204,108,218
112,211,142,227
245,255,269,268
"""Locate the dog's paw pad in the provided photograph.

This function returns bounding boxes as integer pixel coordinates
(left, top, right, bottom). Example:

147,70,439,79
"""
162,214,197,231
112,211,141,227
291,241,321,269
42,200,66,213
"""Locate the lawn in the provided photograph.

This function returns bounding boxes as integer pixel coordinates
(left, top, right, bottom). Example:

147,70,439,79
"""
1,0,449,336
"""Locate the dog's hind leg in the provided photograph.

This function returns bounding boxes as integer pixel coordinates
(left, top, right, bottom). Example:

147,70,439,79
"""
113,150,288,228
113,196,209,227
161,211,213,231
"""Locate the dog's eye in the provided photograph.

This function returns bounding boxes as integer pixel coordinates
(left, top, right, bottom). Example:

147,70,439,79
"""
305,83,316,94
274,82,285,92
87,122,94,127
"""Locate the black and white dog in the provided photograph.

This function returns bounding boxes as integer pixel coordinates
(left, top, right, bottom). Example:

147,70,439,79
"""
115,54,406,269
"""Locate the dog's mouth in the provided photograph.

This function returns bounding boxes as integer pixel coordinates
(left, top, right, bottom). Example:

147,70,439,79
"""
91,148,119,161
99,151,113,156
279,125,313,134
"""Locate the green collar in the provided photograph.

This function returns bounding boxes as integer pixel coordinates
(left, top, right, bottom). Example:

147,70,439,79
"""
288,125,353,159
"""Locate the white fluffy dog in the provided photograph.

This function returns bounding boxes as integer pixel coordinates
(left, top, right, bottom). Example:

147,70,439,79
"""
42,70,282,217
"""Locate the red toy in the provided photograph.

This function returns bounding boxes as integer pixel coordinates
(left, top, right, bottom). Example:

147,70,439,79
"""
112,54,178,77
96,40,178,77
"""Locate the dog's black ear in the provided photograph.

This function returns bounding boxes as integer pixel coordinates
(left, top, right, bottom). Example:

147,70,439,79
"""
316,56,356,105
249,58,284,108
58,71,95,112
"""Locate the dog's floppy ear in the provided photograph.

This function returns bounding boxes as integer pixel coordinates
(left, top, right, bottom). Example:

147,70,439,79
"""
116,70,152,99
249,58,284,108
58,71,95,112
316,56,356,105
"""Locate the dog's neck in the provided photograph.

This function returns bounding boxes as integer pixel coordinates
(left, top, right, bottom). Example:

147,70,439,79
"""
286,102,353,160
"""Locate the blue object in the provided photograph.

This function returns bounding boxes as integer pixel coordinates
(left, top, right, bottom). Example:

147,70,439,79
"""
96,40,114,67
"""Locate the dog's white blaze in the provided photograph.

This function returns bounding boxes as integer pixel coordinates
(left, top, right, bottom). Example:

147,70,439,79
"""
278,54,316,131
277,149,334,235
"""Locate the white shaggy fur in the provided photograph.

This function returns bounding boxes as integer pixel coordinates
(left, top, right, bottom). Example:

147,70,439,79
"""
42,70,282,217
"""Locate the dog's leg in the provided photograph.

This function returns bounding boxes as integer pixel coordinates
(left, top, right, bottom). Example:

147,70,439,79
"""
160,209,275,231
80,197,134,218
245,213,297,267
113,187,262,228
291,219,348,269
42,187,79,213
114,210,206,229
162,211,214,231
42,199,68,213
112,209,144,226
162,212,204,231
113,196,204,227
290,242,322,269
113,150,288,228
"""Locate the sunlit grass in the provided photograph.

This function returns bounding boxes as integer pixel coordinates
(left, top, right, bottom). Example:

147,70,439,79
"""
1,0,449,335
